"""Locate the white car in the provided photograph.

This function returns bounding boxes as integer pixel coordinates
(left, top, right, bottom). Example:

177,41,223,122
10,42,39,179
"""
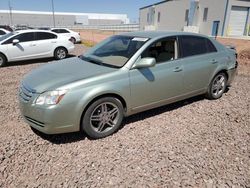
0,30,75,67
51,28,81,43
0,28,10,36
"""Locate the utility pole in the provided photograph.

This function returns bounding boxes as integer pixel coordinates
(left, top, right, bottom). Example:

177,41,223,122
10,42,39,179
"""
51,0,55,27
8,0,13,26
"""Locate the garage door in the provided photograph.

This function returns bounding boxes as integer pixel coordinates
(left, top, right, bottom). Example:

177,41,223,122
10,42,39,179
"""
228,6,248,36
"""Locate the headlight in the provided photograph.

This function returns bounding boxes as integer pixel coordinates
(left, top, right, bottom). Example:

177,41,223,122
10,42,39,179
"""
35,90,67,105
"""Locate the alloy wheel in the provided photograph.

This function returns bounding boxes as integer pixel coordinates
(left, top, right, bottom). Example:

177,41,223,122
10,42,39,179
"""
211,74,226,98
90,102,120,133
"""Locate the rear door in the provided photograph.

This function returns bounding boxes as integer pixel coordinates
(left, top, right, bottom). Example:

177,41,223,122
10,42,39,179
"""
3,32,36,61
179,35,218,93
34,32,58,58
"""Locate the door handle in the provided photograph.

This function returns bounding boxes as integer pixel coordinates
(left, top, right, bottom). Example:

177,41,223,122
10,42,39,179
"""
211,59,218,64
173,67,183,72
51,41,57,43
30,44,36,47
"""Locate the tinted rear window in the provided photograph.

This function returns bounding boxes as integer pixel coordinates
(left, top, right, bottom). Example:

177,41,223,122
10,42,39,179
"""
0,30,6,35
36,32,57,40
180,36,217,58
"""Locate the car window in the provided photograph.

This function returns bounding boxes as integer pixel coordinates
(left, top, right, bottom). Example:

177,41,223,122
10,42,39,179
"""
206,39,217,53
0,32,14,43
0,30,6,35
82,35,148,68
3,32,35,44
96,38,130,54
36,32,57,40
141,37,178,63
180,36,217,58
59,29,70,33
51,29,59,33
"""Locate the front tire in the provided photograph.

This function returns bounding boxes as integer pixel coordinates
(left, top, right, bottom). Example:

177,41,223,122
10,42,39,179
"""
54,47,67,60
0,53,7,67
82,97,124,139
206,73,227,100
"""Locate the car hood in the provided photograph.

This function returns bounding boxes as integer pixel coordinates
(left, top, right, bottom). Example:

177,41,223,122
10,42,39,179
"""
22,57,117,93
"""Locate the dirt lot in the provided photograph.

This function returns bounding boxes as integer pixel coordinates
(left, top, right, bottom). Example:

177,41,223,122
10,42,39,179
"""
0,40,250,187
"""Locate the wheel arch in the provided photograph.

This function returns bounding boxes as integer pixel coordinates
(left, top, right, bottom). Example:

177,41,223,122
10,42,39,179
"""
79,93,127,131
0,52,8,62
209,69,229,86
54,46,68,55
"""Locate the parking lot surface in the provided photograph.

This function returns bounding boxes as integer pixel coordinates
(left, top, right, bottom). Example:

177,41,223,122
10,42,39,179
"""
0,44,249,187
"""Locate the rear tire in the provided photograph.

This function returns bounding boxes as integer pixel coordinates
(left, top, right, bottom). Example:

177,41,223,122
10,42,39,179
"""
54,47,67,60
206,72,227,100
82,97,124,139
0,53,7,67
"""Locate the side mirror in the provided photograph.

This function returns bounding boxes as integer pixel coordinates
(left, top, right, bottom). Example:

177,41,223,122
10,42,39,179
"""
12,39,19,45
132,57,156,69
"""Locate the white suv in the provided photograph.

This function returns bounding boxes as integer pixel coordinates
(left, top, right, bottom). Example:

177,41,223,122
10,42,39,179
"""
0,30,75,67
51,28,81,44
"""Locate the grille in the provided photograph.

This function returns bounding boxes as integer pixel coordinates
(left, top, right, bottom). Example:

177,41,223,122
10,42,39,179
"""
19,84,35,102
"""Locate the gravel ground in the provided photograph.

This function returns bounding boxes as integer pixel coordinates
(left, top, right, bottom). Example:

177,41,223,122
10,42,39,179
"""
0,44,249,187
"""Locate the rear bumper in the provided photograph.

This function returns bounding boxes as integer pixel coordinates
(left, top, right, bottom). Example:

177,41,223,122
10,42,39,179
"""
227,67,237,86
67,45,75,53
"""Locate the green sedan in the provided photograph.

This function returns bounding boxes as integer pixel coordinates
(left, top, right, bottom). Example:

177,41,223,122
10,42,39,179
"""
19,31,237,139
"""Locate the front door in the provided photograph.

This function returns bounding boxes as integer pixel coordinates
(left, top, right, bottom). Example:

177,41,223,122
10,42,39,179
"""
4,32,37,61
129,37,184,111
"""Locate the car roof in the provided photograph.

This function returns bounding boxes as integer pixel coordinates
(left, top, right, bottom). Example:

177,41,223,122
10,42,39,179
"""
120,31,210,39
14,29,57,34
51,28,69,30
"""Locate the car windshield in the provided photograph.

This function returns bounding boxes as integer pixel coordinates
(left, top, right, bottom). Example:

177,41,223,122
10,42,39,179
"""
0,32,14,42
81,35,149,68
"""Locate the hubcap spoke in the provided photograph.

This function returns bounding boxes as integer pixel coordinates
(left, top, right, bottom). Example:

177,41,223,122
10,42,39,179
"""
97,121,105,132
101,103,108,113
108,108,118,119
106,120,115,127
91,115,102,121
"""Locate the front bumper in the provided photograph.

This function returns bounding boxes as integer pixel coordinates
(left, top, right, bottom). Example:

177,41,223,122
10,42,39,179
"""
18,94,79,134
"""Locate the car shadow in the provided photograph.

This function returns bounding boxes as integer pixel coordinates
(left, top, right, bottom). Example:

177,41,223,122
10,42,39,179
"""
122,95,205,127
31,127,87,144
6,55,76,67
33,94,206,144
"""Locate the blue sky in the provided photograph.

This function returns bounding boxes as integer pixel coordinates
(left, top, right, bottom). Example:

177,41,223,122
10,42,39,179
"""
0,0,161,22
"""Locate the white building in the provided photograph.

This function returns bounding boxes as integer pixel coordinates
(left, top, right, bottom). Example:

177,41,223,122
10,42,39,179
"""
0,10,130,27
140,0,250,37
